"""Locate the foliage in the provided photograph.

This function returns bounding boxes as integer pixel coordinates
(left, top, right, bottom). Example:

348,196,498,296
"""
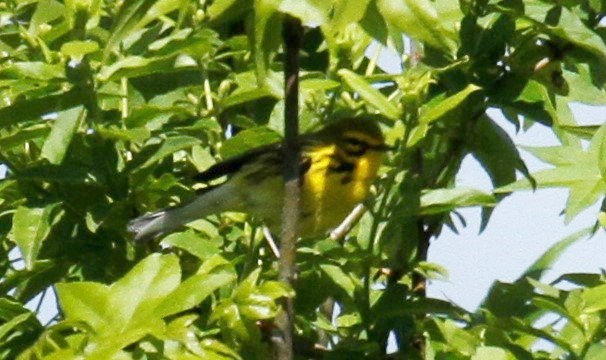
0,0,605,358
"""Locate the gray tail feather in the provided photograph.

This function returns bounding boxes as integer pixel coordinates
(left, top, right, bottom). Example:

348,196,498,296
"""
127,210,167,243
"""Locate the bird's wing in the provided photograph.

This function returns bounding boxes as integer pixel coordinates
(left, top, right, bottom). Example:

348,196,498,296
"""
194,142,282,183
194,140,313,183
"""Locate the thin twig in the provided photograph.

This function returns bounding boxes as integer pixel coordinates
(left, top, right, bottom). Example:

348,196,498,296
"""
120,77,128,119
203,67,214,111
407,38,428,358
35,288,47,314
330,203,367,240
263,226,281,258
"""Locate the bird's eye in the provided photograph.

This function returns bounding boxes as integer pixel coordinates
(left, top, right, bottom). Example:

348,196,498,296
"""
343,136,368,156
344,137,366,147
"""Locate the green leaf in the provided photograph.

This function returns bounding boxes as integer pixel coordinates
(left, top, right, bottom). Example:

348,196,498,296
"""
161,231,221,260
278,0,331,25
591,123,606,179
338,69,401,120
157,272,236,317
0,313,36,343
123,105,193,129
41,106,84,165
408,85,481,147
0,124,50,150
320,264,356,298
470,114,532,230
11,204,60,270
433,318,479,355
238,296,279,320
56,255,182,356
415,261,449,281
0,89,88,128
97,55,188,82
376,0,457,53
258,281,294,299
336,313,361,328
330,0,371,29
498,131,606,222
56,282,111,331
0,62,65,81
61,40,100,61
564,67,606,105
220,127,281,158
208,0,253,24
0,298,41,349
470,114,530,188
16,164,99,185
29,0,67,36
419,84,482,124
222,87,276,108
103,0,165,59
582,284,606,313
96,126,151,143
140,136,201,168
253,0,282,84
222,70,282,108
148,28,219,58
560,124,600,140
420,187,496,215
586,344,606,360
57,255,179,351
471,346,509,360
233,268,262,301
521,227,592,280
134,0,189,40
527,277,560,298
300,78,341,91
524,2,606,58
108,253,180,331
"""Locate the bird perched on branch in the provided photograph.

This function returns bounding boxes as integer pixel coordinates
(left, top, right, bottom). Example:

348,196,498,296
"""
128,117,389,243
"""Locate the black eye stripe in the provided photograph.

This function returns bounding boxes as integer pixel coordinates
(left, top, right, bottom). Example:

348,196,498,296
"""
343,137,368,147
344,147,367,157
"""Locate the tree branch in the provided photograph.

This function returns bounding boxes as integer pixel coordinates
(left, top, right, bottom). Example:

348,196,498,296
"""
272,15,302,360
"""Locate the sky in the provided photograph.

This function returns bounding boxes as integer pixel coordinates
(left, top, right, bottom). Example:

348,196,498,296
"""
368,44,606,311
427,106,606,310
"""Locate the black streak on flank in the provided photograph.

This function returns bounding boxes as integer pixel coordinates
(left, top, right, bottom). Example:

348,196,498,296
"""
298,156,312,187
329,160,355,173
340,174,353,184
299,156,312,176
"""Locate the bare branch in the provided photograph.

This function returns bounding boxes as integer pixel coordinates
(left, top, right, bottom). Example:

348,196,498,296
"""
272,15,303,360
330,203,367,241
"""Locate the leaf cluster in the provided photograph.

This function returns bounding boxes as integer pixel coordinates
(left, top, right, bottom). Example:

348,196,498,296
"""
1,0,606,359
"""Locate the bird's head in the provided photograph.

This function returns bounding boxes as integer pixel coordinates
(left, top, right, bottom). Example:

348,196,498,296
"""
317,117,392,157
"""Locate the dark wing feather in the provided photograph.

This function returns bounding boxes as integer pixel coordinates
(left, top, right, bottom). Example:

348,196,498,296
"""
194,138,314,183
194,142,283,183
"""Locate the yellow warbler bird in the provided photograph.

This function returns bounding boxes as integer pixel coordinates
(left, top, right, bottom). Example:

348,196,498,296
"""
128,117,389,243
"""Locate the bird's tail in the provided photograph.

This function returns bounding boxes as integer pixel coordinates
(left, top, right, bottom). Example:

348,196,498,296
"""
127,209,171,243
127,184,235,243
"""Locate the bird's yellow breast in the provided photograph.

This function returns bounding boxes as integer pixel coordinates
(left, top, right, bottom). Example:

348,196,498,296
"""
299,144,382,236
230,142,383,237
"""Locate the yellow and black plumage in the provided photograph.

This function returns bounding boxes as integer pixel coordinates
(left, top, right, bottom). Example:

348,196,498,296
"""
128,117,389,243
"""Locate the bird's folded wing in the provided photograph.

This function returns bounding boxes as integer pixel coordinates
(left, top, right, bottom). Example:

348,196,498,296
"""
193,142,282,183
193,140,314,183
